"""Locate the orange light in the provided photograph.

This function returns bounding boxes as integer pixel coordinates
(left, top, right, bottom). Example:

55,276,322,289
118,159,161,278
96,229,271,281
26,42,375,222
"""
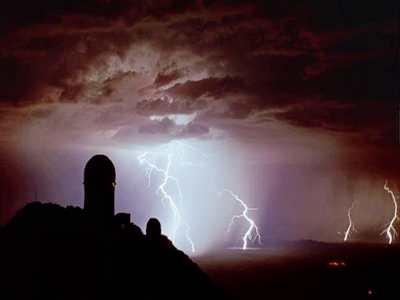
327,260,346,268
328,261,339,267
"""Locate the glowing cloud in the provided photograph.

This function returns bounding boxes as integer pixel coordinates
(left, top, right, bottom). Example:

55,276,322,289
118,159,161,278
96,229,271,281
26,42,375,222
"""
150,113,197,126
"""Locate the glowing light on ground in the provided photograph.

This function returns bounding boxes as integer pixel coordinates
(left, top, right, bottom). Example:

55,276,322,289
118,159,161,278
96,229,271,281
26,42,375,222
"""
344,201,356,242
223,189,262,250
138,148,195,253
327,260,346,268
382,180,398,244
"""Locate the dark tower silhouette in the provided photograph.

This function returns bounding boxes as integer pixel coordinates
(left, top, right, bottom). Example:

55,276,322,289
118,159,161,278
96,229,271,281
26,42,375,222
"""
146,218,162,239
84,154,116,224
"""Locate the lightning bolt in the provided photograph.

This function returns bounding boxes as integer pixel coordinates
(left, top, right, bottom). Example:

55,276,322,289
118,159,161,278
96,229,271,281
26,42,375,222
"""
223,189,262,250
343,201,356,242
137,149,195,253
382,180,398,244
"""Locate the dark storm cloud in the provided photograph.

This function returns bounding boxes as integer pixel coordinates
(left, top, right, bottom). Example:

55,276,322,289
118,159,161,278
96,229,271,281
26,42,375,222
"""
153,69,183,88
137,76,246,116
167,77,246,100
136,97,204,116
74,70,137,104
0,0,191,105
0,0,398,149
138,117,175,135
0,0,399,238
138,118,210,139
176,122,210,138
275,102,396,142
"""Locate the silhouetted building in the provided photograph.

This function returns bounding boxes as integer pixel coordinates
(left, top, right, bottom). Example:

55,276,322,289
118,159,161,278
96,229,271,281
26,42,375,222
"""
115,212,131,229
146,217,162,239
83,154,116,224
146,217,175,250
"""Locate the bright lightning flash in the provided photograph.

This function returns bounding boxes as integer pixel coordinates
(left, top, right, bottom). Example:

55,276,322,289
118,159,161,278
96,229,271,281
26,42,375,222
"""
382,180,398,244
223,189,262,250
137,146,195,253
343,201,356,242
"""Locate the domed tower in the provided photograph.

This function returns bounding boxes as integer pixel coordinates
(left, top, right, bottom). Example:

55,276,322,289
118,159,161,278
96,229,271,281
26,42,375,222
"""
84,154,116,223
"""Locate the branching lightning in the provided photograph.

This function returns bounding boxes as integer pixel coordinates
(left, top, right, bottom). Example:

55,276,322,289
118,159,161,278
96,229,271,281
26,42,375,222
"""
344,201,356,242
138,141,262,252
223,189,262,250
382,180,398,244
137,147,195,253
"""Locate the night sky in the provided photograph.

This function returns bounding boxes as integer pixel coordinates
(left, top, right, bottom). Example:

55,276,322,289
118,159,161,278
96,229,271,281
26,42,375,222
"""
0,0,399,252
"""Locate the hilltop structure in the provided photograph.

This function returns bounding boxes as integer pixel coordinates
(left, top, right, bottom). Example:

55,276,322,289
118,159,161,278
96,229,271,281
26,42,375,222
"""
0,154,220,299
84,154,116,224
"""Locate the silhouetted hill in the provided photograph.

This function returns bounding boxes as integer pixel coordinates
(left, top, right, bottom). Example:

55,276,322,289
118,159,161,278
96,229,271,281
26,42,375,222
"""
0,202,221,300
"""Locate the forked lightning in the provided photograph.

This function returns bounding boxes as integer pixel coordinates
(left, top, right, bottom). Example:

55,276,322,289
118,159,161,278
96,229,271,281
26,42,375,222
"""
224,189,262,250
138,150,195,252
382,181,398,244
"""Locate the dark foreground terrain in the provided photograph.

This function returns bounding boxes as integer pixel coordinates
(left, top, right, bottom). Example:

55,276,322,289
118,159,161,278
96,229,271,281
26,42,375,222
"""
2,201,400,300
195,241,400,300
0,202,220,300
